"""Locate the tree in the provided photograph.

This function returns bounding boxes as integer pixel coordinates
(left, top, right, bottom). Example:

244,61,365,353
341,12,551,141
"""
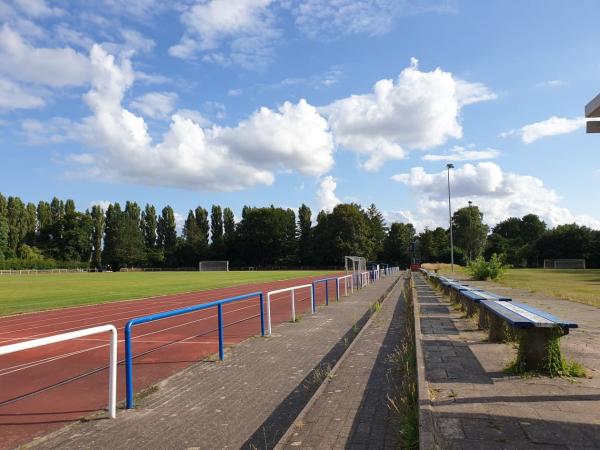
312,203,373,266
157,206,177,265
223,207,236,261
383,222,415,267
90,205,105,269
141,204,157,249
366,203,387,260
452,205,489,263
297,204,312,265
0,193,7,259
210,205,225,259
194,206,210,258
236,206,297,266
7,196,27,257
61,200,93,262
24,202,37,246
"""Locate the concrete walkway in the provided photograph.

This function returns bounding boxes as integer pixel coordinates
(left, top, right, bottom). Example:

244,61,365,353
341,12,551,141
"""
278,280,406,450
28,275,401,450
414,274,600,450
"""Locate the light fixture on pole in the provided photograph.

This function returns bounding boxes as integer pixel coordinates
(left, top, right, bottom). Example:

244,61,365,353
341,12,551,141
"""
446,163,455,273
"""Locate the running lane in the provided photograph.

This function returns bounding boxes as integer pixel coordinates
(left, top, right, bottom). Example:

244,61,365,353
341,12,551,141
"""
0,273,343,450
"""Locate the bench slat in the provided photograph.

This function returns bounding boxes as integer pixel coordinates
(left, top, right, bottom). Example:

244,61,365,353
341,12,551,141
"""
511,301,578,329
480,300,533,327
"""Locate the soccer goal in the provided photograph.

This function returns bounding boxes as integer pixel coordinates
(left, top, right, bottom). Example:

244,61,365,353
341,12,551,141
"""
543,259,586,269
199,261,229,271
345,256,366,274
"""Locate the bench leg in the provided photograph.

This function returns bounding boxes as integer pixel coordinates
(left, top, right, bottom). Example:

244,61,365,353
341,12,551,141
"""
488,314,506,342
477,304,488,329
518,327,566,372
466,300,476,318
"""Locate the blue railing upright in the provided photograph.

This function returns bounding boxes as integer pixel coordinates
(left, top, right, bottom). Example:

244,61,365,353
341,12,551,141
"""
124,291,264,409
311,277,339,311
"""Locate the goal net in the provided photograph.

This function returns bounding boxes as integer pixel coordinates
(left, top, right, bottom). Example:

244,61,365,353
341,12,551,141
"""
543,259,586,269
199,261,229,271
345,256,366,277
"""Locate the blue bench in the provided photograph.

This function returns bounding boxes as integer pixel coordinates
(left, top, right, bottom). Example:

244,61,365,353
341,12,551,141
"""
459,289,511,327
480,299,578,370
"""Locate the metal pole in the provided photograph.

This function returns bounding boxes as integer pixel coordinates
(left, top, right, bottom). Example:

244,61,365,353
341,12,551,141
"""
447,163,455,273
218,304,224,360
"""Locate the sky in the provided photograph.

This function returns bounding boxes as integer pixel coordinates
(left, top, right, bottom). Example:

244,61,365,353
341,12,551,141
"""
1,0,600,231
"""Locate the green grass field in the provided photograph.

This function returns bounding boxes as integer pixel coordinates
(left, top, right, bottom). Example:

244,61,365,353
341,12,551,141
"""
0,270,336,317
425,263,600,308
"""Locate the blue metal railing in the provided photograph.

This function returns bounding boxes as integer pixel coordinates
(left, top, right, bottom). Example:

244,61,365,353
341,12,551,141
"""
124,291,264,409
311,277,339,310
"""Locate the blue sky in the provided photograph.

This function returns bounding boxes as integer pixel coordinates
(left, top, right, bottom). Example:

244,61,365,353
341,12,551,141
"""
1,0,599,230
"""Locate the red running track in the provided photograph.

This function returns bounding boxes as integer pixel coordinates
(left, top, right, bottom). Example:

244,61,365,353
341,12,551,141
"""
0,273,343,450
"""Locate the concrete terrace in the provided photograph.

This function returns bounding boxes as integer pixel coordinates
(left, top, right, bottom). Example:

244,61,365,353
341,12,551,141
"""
414,273,600,449
27,274,401,450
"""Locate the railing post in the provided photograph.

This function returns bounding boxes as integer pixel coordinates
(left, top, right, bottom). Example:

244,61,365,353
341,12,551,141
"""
267,292,272,335
125,323,135,409
325,280,329,306
108,327,117,418
335,278,339,301
311,283,316,312
259,293,265,337
218,303,224,360
291,289,296,322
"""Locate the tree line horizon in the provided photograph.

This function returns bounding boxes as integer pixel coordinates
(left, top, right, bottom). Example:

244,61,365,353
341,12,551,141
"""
0,192,599,270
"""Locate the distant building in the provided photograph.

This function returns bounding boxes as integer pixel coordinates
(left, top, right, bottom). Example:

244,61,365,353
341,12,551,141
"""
585,93,600,133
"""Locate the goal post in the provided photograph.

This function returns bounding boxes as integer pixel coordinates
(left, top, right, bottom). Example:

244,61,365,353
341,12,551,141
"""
199,261,229,271
543,259,586,269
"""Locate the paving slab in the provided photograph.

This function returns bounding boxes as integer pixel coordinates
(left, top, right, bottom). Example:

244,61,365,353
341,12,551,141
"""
26,274,401,450
414,274,600,450
277,279,406,450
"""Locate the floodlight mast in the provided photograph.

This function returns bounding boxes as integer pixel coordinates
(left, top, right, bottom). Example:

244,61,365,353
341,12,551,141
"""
447,163,455,273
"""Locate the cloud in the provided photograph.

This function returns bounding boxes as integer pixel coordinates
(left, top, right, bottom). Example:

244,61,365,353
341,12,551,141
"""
130,91,178,119
20,117,75,143
68,45,334,191
14,0,64,18
0,24,90,87
536,80,567,88
0,76,44,110
392,162,600,230
422,145,500,162
169,0,278,68
228,88,242,96
519,116,585,144
316,176,340,212
321,58,495,171
292,0,455,39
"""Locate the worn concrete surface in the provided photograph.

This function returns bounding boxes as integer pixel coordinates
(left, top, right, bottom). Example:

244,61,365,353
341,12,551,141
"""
278,280,406,450
414,274,600,450
26,275,400,450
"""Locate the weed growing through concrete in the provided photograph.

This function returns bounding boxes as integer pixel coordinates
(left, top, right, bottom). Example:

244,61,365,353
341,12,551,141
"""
504,329,586,378
371,301,382,314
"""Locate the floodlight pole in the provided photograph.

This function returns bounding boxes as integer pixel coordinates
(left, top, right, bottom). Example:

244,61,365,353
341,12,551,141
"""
447,164,455,273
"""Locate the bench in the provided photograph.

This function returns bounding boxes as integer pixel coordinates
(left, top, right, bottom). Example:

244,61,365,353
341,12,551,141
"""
480,300,578,370
459,289,511,327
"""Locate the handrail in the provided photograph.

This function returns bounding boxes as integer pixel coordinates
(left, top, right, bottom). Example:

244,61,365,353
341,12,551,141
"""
266,284,313,335
312,277,340,309
0,324,117,418
124,291,264,409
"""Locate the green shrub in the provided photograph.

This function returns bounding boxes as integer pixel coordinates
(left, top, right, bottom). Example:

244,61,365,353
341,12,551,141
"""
467,253,505,281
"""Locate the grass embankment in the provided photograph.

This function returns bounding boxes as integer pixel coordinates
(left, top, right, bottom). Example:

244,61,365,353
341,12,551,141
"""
423,263,600,308
0,270,336,317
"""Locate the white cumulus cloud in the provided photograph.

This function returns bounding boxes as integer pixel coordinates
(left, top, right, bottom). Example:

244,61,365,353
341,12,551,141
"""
130,91,178,119
68,45,334,191
0,76,44,110
321,58,495,171
0,24,90,87
520,116,585,144
316,176,340,212
392,162,600,230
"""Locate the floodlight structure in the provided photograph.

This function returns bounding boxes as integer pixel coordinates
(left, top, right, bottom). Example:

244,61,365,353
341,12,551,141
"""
446,163,455,272
585,93,600,133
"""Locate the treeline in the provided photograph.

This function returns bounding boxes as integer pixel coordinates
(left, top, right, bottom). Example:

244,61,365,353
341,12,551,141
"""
416,205,600,268
0,194,416,270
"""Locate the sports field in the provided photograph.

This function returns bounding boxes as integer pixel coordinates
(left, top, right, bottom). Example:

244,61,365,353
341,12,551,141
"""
0,270,335,316
425,263,600,308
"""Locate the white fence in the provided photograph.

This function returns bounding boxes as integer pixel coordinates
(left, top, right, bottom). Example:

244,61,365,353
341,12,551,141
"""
0,324,118,418
266,284,314,335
